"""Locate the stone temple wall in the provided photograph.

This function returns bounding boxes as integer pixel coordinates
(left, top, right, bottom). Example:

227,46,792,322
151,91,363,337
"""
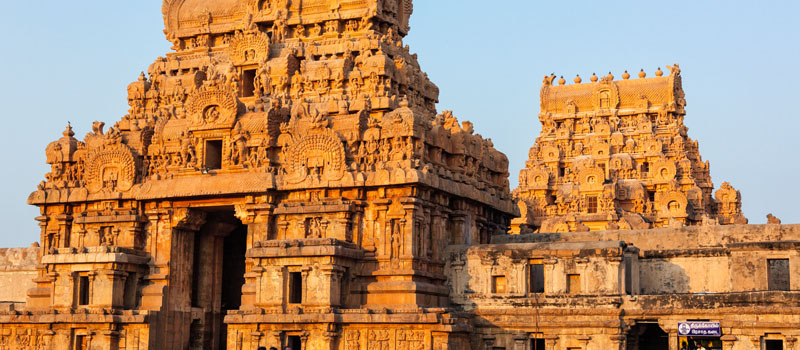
0,247,39,304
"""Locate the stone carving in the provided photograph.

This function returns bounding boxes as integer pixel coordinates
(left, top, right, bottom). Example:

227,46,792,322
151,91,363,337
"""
397,330,426,350
186,81,238,131
21,1,517,349
85,143,137,193
284,128,346,184
228,29,270,65
368,329,391,350
345,330,361,350
513,67,746,233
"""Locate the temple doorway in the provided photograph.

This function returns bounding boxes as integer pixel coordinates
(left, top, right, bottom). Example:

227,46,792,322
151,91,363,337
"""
189,209,248,350
627,322,669,350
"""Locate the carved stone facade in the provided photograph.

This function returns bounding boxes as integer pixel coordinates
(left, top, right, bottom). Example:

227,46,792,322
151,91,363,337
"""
1,1,798,350
449,225,800,350
512,69,747,234
1,1,510,349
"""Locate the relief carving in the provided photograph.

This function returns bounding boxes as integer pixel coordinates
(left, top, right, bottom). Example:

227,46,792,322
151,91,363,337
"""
228,29,270,65
85,144,138,193
185,80,238,131
284,128,346,184
368,329,391,350
397,330,425,350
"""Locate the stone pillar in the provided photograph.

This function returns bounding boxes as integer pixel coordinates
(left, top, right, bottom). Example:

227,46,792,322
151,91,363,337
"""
300,331,310,350
272,331,282,349
750,336,761,350
610,335,626,350
102,330,120,349
514,334,528,350
721,335,737,350
668,330,678,350
482,336,495,350
432,332,450,350
322,326,339,350
786,337,797,350
544,335,559,350
250,332,263,350
577,335,590,349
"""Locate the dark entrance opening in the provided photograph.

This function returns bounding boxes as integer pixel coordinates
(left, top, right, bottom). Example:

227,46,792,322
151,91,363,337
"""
218,224,247,349
289,271,303,304
287,335,302,350
241,69,256,97
627,323,668,350
188,209,248,350
221,225,247,310
766,339,784,350
205,140,223,170
531,338,545,350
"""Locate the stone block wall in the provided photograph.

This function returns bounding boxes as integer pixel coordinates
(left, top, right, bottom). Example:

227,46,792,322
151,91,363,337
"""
0,247,39,303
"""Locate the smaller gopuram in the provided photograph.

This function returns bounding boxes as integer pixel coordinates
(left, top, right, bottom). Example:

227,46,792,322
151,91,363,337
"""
512,67,747,233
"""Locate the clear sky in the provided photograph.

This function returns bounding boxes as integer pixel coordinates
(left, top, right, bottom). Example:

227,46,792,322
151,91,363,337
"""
0,1,797,247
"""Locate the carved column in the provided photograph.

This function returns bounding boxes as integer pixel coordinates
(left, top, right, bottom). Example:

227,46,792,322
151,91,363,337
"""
250,331,263,350
102,331,120,349
300,331,310,350
432,332,450,350
750,337,761,349
482,336,495,350
610,335,626,350
577,335,590,349
55,213,73,249
668,330,678,350
721,335,737,350
513,334,528,350
786,337,797,350
273,331,282,349
544,335,559,350
322,325,339,350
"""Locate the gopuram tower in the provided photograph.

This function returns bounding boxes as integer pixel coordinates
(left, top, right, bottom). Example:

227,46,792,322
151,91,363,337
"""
512,68,747,233
2,1,514,349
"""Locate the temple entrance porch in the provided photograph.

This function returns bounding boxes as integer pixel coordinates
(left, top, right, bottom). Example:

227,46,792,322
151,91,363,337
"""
187,208,248,350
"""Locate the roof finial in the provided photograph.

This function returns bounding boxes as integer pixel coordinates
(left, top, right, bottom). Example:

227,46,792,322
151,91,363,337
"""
622,70,630,80
655,67,664,77
63,122,75,138
590,73,598,83
606,71,614,81
558,76,566,85
638,69,646,79
574,74,582,84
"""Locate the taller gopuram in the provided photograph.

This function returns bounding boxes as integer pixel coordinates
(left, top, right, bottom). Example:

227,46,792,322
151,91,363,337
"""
512,68,747,233
0,1,514,349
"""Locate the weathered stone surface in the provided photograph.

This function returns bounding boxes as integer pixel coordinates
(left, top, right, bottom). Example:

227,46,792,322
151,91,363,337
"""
512,68,747,234
1,0,798,349
0,248,38,304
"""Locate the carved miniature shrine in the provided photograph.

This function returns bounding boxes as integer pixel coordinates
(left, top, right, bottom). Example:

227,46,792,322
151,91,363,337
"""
512,68,747,233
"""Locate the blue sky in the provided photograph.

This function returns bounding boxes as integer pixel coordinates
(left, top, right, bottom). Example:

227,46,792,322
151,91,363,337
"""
0,1,798,247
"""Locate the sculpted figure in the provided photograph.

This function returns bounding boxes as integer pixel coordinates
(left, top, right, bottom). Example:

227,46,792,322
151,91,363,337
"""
391,220,402,259
272,11,287,43
179,132,197,168
255,64,272,97
231,123,249,166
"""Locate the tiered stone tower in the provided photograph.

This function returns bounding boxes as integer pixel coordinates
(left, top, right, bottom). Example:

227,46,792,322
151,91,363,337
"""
512,67,746,233
2,1,514,349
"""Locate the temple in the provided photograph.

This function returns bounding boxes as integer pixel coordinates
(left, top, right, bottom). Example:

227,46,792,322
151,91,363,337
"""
0,1,797,350
512,68,746,234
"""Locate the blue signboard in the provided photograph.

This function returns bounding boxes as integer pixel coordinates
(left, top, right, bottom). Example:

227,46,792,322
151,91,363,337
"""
678,322,721,337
